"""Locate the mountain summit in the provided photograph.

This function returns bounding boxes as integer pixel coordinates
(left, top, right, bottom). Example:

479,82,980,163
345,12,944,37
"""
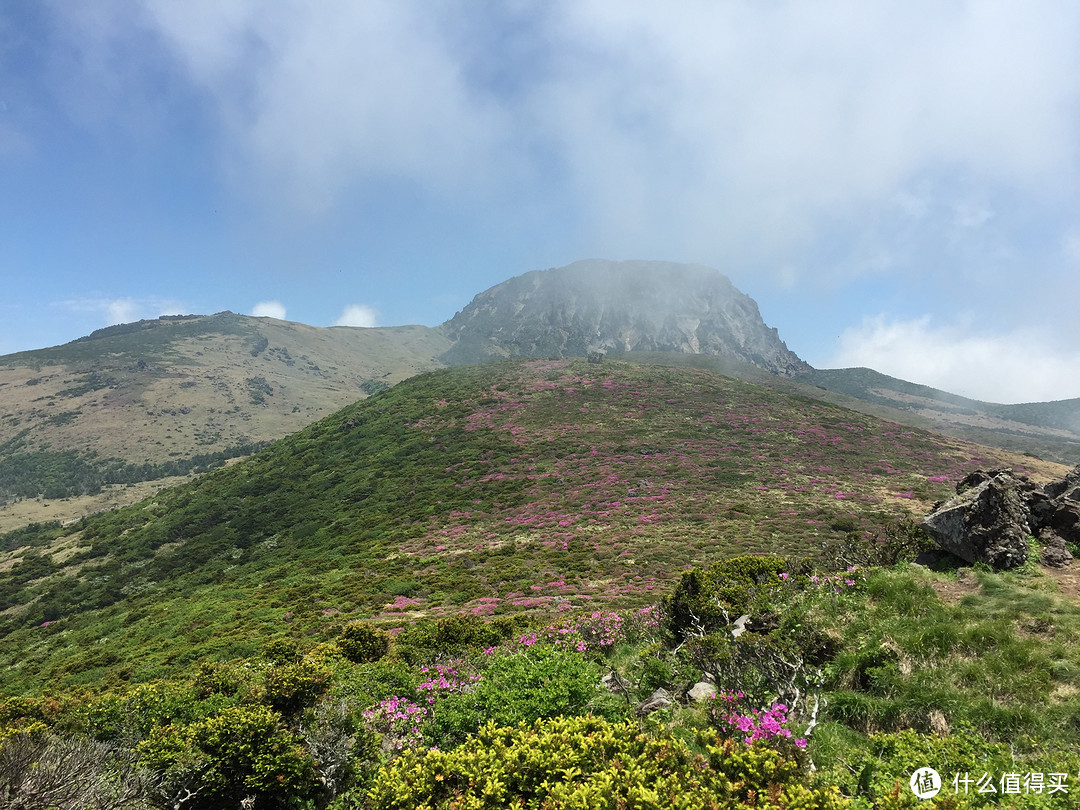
440,259,810,376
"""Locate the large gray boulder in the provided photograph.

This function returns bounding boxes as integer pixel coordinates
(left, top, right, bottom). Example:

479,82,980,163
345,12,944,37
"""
922,470,1032,569
687,682,718,702
923,466,1078,570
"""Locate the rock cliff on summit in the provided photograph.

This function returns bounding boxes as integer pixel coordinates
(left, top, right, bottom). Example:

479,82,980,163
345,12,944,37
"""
440,259,810,376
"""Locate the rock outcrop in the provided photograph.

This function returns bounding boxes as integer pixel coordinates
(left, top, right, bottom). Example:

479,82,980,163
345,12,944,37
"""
440,260,810,376
922,467,1078,569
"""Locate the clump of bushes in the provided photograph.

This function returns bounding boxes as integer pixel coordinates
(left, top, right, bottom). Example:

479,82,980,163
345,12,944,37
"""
817,518,936,570
137,704,320,809
427,645,607,749
338,622,390,664
362,714,849,809
393,614,528,663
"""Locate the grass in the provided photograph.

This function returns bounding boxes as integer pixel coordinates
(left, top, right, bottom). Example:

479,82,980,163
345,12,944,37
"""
3,536,1080,806
809,564,1080,750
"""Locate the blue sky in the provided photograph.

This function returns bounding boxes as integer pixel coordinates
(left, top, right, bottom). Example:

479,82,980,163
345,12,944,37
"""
2,1,1080,403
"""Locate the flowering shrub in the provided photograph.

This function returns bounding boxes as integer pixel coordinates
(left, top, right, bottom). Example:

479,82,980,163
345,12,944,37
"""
362,696,427,752
500,605,663,657
732,704,807,748
417,663,479,704
709,691,808,748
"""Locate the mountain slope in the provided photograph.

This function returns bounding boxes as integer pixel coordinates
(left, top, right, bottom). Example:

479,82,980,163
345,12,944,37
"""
0,358,1061,692
0,313,449,525
5,259,1080,534
800,366,1080,463
440,259,809,375
0,261,811,527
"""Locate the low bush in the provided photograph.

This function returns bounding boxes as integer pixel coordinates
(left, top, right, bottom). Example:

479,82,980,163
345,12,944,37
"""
338,622,390,664
394,615,526,663
137,704,319,810
665,554,793,640
362,715,849,809
426,646,604,749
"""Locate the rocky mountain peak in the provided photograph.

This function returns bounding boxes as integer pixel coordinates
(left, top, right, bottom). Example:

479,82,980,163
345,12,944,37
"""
440,259,810,376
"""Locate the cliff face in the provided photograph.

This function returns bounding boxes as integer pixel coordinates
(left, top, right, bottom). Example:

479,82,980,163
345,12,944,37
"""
441,259,810,376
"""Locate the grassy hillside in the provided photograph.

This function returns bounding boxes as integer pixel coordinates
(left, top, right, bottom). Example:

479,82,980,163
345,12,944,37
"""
0,313,450,529
2,359,1079,808
800,367,1080,464
0,359,1058,693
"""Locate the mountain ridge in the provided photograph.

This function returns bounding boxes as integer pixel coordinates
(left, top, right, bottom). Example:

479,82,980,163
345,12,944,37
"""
4,260,1080,535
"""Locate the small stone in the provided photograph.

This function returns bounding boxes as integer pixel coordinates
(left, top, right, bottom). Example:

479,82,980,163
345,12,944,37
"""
687,682,717,702
635,688,673,717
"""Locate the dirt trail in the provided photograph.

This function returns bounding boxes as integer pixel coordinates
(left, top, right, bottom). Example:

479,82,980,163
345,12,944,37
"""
926,562,1080,604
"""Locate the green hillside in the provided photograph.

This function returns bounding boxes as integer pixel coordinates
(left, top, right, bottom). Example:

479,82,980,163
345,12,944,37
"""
0,312,449,530
800,367,1080,464
0,359,1039,690
2,359,1078,808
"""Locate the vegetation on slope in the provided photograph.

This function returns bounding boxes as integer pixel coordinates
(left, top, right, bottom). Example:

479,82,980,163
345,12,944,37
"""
1,359,1079,807
0,313,450,517
800,368,1080,465
3,552,1080,808
0,359,1019,692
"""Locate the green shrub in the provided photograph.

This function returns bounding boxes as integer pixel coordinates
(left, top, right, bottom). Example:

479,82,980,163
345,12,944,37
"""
427,646,602,749
394,615,523,663
75,682,216,743
665,555,791,640
333,659,422,711
339,622,390,664
192,660,245,698
137,704,318,809
262,637,301,665
263,657,333,716
363,715,848,809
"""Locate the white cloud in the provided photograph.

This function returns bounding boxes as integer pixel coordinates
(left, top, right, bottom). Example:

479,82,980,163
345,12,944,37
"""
56,296,189,326
251,300,286,319
106,297,139,325
116,1,1080,272
827,315,1080,404
334,304,378,328
139,0,511,212
1063,229,1080,265
42,1,1080,297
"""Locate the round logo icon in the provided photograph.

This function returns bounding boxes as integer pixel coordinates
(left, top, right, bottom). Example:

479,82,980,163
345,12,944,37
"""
910,767,942,799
